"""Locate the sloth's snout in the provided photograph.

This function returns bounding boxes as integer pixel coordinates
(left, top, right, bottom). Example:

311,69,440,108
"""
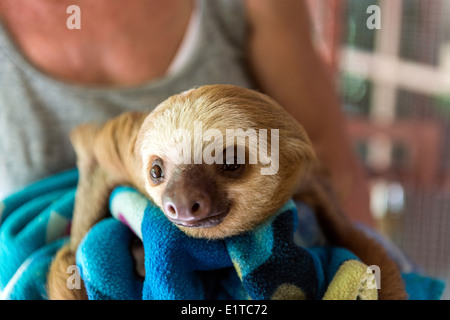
163,189,212,223
161,165,229,228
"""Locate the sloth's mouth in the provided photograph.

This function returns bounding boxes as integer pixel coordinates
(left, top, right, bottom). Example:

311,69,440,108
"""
171,204,231,228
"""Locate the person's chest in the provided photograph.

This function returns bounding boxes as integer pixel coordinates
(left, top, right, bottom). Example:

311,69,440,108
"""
0,1,193,86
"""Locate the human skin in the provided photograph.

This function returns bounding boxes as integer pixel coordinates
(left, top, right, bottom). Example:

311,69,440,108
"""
0,0,374,226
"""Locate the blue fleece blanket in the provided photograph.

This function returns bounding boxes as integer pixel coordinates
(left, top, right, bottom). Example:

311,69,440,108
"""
0,169,445,300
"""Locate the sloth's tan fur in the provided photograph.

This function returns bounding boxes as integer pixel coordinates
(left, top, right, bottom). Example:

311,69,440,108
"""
47,85,407,300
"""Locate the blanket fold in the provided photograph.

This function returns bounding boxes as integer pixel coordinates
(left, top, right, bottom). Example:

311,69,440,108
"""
0,169,445,300
105,186,379,300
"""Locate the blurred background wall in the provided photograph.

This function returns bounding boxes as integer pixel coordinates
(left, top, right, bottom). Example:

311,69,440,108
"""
307,0,450,299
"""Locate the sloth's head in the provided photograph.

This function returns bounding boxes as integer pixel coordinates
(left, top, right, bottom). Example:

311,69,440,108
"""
136,85,316,239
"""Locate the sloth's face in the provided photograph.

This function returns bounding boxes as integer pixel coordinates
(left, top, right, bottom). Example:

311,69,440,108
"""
136,85,315,239
140,144,282,239
149,151,244,229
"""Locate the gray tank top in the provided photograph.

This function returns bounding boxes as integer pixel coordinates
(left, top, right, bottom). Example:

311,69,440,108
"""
0,0,256,199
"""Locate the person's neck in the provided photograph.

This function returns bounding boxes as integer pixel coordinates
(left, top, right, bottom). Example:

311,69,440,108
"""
0,0,194,86
0,0,190,32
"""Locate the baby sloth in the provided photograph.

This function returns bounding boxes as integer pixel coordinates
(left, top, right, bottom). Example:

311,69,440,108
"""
47,85,407,300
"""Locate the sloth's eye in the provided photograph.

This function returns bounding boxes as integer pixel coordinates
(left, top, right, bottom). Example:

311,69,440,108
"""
220,147,245,177
151,165,163,178
222,156,240,171
150,159,164,183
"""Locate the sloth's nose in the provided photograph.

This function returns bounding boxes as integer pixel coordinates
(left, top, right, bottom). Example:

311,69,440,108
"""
161,165,229,228
163,189,212,224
